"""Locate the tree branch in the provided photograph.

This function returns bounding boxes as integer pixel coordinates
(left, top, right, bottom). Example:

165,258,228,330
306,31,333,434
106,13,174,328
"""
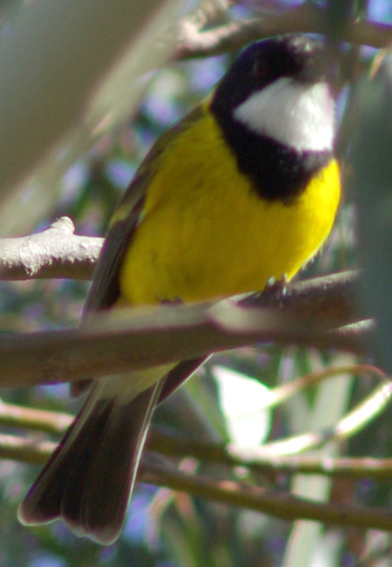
0,217,102,280
3,365,389,479
141,462,392,532
0,399,72,435
2,371,391,532
0,433,56,466
0,218,370,387
0,288,371,389
176,4,392,60
3,429,392,531
5,407,392,482
146,430,392,482
0,216,360,331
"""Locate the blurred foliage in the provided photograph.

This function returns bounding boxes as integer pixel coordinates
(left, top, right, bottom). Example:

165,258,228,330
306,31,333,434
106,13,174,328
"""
1,1,392,567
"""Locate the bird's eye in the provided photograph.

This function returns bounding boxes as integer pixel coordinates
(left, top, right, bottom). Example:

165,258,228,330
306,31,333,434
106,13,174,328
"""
253,60,269,81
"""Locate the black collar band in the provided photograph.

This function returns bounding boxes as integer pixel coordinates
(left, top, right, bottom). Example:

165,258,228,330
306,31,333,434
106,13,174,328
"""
214,112,333,203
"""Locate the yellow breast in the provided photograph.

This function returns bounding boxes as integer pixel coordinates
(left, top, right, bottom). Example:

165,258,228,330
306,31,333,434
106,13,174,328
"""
119,111,340,305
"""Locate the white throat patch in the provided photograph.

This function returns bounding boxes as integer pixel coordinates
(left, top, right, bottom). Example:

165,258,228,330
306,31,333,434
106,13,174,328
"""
233,78,334,152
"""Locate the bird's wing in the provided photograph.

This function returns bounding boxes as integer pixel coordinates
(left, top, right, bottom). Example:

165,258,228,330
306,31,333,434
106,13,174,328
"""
84,104,206,313
72,105,207,396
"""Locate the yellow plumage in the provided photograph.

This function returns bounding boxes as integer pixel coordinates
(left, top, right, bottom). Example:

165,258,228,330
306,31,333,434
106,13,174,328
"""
119,105,340,304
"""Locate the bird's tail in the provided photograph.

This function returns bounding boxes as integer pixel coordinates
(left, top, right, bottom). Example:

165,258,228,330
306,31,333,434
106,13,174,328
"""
18,379,164,545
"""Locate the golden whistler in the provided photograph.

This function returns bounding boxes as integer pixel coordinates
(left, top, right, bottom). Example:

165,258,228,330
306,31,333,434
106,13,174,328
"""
19,35,340,545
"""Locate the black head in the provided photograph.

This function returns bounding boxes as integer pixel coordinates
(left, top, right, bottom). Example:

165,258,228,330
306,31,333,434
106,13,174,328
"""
211,35,329,116
209,35,335,202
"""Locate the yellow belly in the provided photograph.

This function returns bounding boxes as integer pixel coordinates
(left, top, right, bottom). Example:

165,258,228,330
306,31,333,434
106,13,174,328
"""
119,112,340,305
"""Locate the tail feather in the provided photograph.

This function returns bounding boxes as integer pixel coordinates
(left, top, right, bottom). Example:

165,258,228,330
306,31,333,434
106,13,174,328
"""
18,381,164,545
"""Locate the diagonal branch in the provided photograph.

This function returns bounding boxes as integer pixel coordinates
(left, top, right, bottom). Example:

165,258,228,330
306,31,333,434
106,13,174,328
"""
141,461,392,532
0,292,371,389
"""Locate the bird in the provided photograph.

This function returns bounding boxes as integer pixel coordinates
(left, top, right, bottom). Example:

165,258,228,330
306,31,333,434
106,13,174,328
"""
18,34,340,545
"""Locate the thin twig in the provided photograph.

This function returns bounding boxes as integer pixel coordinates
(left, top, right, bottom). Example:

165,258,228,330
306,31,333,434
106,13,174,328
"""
0,433,56,465
256,363,386,409
4,430,392,531
147,430,392,481
0,399,72,434
176,4,392,60
141,462,392,532
5,424,392,482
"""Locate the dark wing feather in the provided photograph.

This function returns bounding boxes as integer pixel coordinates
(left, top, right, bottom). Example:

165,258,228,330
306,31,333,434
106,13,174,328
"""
20,105,211,542
84,104,206,314
72,104,206,396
